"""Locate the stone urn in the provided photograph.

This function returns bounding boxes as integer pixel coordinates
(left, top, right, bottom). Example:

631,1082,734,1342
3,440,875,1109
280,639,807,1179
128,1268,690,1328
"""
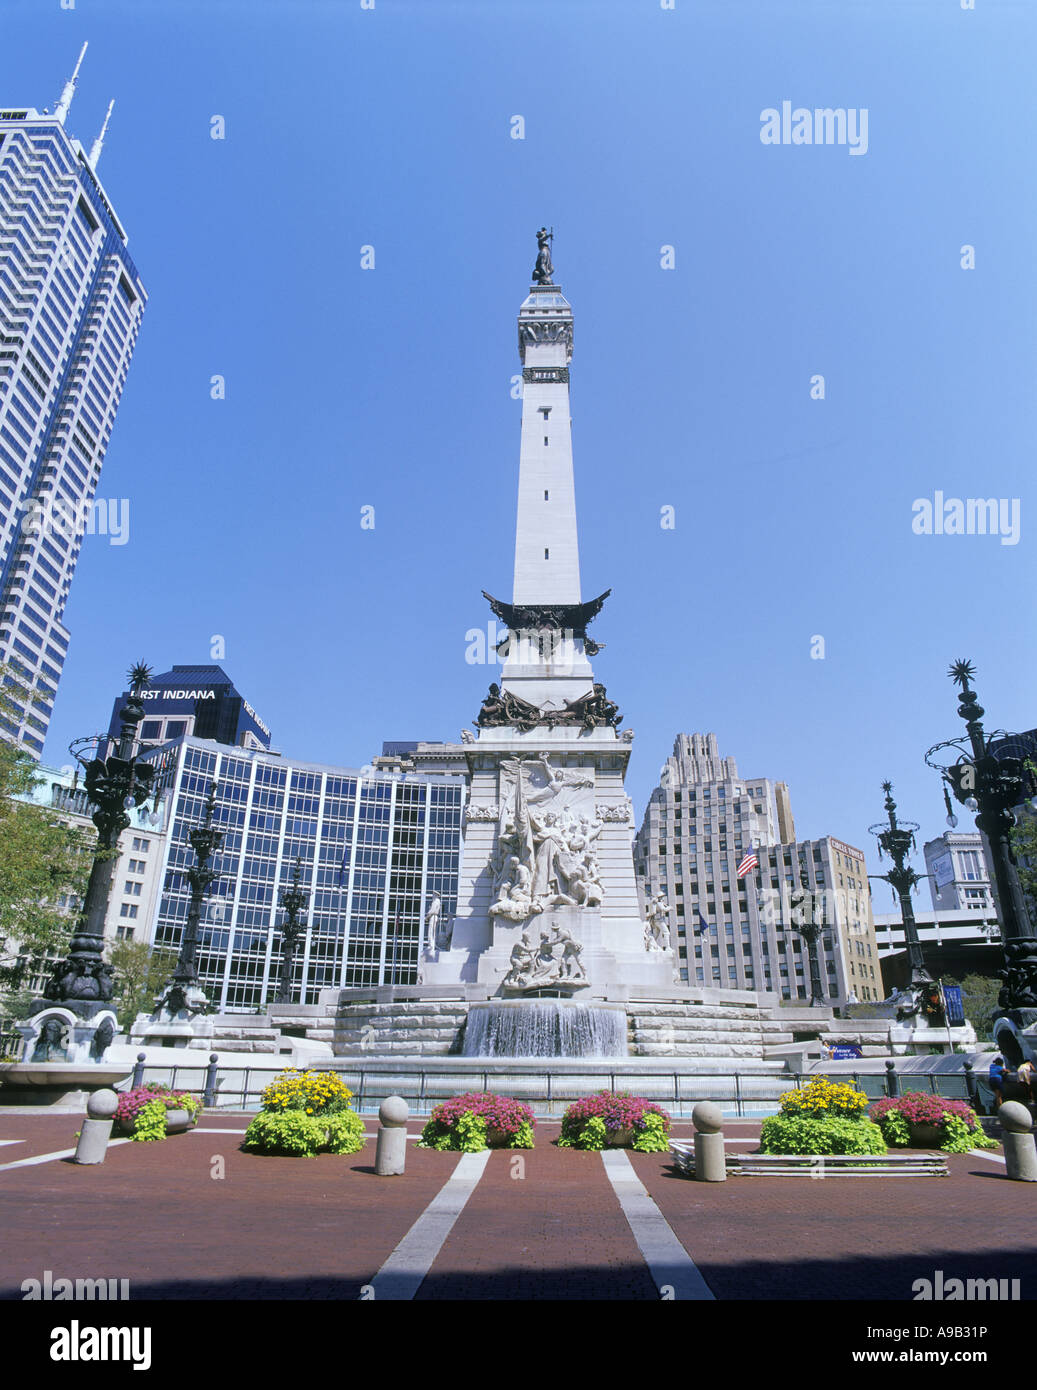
606,1127,636,1147
164,1109,193,1135
906,1122,944,1149
485,1126,512,1148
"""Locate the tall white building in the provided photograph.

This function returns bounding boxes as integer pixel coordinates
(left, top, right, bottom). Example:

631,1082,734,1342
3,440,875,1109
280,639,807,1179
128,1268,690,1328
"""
0,46,146,753
923,831,994,914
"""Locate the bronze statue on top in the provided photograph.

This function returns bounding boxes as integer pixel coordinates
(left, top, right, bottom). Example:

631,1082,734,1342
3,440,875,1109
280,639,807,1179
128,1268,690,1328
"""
533,227,554,285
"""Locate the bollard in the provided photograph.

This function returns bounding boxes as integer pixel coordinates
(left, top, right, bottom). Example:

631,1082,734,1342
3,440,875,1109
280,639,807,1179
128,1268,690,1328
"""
131,1052,146,1089
998,1101,1037,1182
885,1060,899,1098
692,1100,726,1182
74,1089,118,1166
203,1053,219,1108
963,1060,978,1110
375,1095,409,1176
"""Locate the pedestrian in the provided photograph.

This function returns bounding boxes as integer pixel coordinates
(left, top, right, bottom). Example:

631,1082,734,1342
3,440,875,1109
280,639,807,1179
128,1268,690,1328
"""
988,1056,1006,1110
1017,1058,1034,1105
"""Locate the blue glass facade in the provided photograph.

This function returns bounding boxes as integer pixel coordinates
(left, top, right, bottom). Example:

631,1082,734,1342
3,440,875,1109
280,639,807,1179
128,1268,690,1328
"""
147,739,464,1010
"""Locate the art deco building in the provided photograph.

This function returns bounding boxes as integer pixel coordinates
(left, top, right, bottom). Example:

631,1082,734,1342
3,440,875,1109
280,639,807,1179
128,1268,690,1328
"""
923,831,995,914
107,664,272,752
0,46,146,753
634,733,881,1003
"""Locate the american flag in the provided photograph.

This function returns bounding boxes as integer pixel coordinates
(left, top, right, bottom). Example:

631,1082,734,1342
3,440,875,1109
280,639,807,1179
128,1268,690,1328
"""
736,849,759,879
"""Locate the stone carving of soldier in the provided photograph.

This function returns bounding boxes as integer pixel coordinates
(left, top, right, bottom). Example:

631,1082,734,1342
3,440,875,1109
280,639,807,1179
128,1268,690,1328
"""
645,891,672,952
502,932,537,989
425,892,442,953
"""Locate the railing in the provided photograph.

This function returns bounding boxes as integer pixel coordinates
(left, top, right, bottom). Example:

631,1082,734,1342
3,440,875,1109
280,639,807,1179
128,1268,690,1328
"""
116,1055,994,1120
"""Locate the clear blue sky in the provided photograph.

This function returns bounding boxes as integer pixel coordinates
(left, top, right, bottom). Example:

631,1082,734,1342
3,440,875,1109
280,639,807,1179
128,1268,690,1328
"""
3,0,1035,894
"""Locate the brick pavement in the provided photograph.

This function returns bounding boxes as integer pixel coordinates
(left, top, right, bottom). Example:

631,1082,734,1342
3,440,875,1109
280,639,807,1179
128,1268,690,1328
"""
0,1111,1032,1302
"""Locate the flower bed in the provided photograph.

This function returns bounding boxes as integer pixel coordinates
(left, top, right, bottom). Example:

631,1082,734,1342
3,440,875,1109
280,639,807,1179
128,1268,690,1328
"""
242,1068,365,1157
869,1093,996,1154
761,1078,885,1157
558,1091,671,1152
115,1084,203,1143
419,1093,535,1152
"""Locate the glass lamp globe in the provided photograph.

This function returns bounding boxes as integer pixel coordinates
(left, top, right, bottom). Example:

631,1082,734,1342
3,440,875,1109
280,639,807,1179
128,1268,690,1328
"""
964,797,979,812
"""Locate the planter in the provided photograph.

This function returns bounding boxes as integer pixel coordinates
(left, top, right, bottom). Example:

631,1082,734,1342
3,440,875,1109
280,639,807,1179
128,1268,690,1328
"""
606,1127,636,1148
485,1126,513,1148
164,1109,193,1135
907,1122,944,1149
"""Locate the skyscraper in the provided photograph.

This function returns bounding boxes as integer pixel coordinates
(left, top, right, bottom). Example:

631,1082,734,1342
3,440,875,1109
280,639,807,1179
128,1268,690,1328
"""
0,44,146,754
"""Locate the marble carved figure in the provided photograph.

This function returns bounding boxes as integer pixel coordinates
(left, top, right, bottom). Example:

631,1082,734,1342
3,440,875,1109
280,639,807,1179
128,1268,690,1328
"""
425,892,443,952
645,891,672,952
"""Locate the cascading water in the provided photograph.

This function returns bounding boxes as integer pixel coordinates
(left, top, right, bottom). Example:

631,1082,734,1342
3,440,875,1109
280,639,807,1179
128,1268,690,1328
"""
461,1000,628,1059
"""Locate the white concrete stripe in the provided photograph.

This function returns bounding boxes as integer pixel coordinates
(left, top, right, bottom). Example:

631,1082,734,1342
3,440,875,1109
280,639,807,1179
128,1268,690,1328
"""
0,1139,132,1171
970,1150,1006,1164
601,1149,715,1301
367,1149,491,1300
0,1139,23,1147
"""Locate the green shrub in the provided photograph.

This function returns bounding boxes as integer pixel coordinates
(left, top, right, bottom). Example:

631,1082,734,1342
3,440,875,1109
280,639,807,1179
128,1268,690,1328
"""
632,1112,670,1153
242,1111,328,1157
941,1113,997,1153
130,1098,169,1144
323,1111,366,1155
760,1115,887,1156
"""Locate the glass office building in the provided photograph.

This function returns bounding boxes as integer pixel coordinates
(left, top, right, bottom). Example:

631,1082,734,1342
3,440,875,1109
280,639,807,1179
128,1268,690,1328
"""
0,55,147,752
146,738,465,1011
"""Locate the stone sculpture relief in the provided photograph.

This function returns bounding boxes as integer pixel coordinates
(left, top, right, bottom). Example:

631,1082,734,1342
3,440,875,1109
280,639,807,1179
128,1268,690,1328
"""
489,755,604,922
644,891,672,953
501,921,587,990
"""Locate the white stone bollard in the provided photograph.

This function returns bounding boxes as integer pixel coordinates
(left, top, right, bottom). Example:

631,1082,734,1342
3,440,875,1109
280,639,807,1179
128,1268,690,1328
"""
999,1101,1037,1182
74,1089,118,1165
375,1095,409,1176
692,1100,726,1182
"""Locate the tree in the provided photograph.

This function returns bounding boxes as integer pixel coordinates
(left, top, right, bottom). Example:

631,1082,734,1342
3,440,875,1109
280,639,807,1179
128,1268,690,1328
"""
944,973,1000,1042
107,940,179,1029
0,669,94,1009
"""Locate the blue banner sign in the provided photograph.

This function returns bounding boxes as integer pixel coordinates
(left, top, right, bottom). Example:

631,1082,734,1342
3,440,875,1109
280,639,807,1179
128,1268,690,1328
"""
943,985,966,1026
829,1044,863,1060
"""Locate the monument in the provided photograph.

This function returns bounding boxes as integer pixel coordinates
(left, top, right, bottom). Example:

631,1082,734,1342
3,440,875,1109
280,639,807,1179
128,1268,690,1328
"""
422,235,677,1003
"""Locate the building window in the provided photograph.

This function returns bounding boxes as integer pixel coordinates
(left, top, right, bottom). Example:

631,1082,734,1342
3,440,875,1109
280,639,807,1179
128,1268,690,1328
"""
544,549,549,559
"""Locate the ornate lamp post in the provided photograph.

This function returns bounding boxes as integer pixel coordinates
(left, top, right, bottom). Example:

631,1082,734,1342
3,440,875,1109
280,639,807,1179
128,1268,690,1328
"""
156,782,222,1019
868,781,933,1014
783,869,827,1006
35,663,157,1021
926,660,1037,1050
274,858,308,1005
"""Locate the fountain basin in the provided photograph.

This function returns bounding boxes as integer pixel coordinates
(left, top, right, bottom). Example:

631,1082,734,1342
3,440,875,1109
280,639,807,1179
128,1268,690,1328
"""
0,1063,132,1110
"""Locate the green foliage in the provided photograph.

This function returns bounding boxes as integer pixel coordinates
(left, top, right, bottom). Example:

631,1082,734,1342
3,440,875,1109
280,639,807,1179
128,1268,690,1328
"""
454,1112,488,1152
760,1115,888,1156
242,1108,368,1157
108,941,179,1029
242,1111,328,1157
323,1111,366,1154
561,1116,608,1151
512,1121,535,1150
0,675,94,1006
631,1113,670,1153
130,1099,169,1144
879,1109,911,1147
941,1113,997,1153
943,974,1000,1041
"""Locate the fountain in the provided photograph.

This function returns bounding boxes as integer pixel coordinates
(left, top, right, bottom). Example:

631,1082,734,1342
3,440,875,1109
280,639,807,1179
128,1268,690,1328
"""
462,999,627,1059
0,665,158,1110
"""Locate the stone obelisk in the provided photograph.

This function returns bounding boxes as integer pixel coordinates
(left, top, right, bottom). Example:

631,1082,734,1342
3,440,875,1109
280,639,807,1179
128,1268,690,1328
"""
424,232,675,999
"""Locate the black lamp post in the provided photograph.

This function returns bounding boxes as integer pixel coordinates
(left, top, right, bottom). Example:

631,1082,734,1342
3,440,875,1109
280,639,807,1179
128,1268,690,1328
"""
784,869,827,1006
925,660,1037,1037
274,858,308,1005
868,781,933,1009
157,782,222,1018
37,662,158,1015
